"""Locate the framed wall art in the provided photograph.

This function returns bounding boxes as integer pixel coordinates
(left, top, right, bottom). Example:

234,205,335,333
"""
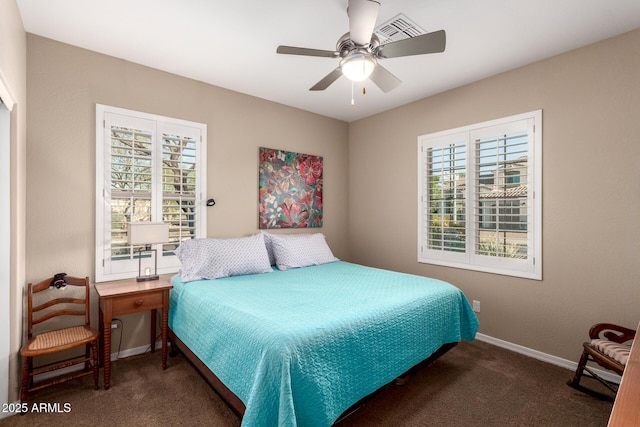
259,147,323,229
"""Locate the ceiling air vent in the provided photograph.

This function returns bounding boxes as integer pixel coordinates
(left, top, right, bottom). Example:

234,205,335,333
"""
374,13,427,45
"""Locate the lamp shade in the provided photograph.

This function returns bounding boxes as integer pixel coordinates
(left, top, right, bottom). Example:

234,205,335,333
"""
128,222,169,245
340,52,376,82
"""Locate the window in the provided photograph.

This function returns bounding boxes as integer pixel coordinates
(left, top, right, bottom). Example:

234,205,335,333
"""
96,105,207,282
418,110,541,280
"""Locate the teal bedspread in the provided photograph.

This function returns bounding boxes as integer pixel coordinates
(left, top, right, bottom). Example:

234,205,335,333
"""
169,261,478,427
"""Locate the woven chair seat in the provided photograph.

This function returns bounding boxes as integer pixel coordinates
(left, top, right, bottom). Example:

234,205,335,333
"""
591,338,632,366
23,325,98,355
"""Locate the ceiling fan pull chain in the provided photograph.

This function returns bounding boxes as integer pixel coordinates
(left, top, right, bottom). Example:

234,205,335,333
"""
351,81,355,106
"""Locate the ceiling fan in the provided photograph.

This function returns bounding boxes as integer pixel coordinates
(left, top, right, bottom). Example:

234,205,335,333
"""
276,0,446,93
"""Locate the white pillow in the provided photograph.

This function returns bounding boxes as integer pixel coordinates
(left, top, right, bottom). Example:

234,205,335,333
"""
175,233,272,282
267,233,339,271
262,231,277,265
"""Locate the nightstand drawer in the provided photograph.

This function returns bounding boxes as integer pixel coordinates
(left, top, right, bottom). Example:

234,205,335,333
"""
111,292,163,315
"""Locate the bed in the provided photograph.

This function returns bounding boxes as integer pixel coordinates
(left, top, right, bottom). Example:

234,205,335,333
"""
167,233,479,426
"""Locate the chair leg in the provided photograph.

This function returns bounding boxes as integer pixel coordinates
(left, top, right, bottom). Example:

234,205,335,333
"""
567,349,616,401
567,350,589,388
92,340,99,390
20,356,30,403
85,343,91,372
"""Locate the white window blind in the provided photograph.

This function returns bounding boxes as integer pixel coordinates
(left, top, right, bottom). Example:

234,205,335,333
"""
418,110,542,280
160,127,199,258
96,105,207,282
424,132,467,260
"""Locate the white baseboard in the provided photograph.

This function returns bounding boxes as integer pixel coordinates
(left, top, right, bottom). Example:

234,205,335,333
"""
475,333,621,384
110,340,163,361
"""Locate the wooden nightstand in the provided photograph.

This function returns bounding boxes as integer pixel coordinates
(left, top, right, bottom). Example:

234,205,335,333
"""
95,276,173,390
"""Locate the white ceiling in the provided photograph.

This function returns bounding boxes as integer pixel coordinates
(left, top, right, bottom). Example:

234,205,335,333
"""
16,0,640,122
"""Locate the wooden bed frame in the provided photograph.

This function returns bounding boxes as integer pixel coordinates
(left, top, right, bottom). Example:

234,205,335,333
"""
168,328,245,417
168,327,457,423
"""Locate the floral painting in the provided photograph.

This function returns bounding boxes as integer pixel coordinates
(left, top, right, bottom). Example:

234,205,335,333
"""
259,147,323,229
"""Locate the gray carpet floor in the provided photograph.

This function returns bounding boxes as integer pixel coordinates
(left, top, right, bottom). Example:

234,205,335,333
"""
1,339,613,426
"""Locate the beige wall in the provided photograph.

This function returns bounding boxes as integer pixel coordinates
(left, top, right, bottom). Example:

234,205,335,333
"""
0,0,27,404
25,34,349,358
349,28,640,361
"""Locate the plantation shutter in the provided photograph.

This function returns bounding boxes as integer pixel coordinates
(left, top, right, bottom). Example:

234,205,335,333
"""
159,123,203,259
96,105,206,282
420,131,468,264
469,118,536,274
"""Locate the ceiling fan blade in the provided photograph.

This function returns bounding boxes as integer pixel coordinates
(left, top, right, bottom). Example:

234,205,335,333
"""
277,46,339,58
348,0,380,46
369,65,401,93
377,30,446,59
310,68,343,91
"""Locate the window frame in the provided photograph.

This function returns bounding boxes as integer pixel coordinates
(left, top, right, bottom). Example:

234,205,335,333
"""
417,110,542,280
95,104,207,282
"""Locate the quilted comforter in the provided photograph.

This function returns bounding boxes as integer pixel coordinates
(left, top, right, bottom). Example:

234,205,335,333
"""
169,261,478,426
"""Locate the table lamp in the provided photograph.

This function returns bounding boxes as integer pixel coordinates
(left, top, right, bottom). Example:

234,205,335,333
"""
128,222,169,282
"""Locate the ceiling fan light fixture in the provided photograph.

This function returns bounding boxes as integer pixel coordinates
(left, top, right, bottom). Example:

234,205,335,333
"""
340,52,376,82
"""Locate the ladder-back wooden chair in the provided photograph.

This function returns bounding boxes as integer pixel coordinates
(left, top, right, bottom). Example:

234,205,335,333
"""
567,322,635,399
20,275,99,402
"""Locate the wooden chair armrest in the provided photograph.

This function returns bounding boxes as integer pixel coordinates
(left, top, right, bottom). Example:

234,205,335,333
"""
589,323,636,343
